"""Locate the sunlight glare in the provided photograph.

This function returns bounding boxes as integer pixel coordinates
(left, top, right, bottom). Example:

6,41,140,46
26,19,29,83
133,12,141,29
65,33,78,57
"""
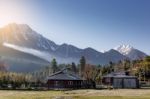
0,0,26,27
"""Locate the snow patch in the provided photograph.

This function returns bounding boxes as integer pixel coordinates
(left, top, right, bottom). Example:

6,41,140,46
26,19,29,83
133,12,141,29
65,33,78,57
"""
51,46,56,51
42,44,48,50
100,50,107,53
114,44,134,55
3,42,51,62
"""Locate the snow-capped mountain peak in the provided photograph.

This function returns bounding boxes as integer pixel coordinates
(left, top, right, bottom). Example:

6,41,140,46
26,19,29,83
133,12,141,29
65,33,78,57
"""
114,44,134,55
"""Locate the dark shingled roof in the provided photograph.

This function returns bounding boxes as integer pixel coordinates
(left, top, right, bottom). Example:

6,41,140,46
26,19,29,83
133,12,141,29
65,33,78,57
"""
46,68,82,80
103,72,137,78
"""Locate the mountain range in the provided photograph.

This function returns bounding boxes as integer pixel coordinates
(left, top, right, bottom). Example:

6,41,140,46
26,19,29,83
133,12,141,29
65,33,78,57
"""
0,23,147,72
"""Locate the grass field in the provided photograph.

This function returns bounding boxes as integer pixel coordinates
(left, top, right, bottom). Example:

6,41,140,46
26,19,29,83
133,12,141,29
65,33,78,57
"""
0,89,150,99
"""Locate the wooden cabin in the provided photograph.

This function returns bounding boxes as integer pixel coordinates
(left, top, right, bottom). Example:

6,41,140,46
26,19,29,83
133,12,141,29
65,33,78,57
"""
102,72,139,89
46,69,83,89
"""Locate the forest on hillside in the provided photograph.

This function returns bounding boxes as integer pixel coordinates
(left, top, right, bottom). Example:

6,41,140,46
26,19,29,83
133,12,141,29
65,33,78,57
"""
0,56,150,89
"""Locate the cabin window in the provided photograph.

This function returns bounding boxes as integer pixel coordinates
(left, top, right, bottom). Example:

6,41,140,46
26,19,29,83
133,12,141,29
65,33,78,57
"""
68,81,73,85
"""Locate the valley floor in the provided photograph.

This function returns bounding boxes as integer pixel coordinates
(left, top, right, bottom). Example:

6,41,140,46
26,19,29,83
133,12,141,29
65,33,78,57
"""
0,89,150,99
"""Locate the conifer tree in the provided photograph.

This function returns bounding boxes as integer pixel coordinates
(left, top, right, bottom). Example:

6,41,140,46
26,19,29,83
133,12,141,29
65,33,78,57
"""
71,62,77,73
51,58,58,73
79,56,86,77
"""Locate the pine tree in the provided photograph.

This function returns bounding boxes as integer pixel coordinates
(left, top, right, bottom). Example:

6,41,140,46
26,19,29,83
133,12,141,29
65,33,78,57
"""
51,58,58,73
109,61,114,72
79,56,86,77
71,62,77,73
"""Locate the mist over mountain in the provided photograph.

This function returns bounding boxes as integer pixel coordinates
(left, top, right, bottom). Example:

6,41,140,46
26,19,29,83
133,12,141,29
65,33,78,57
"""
0,23,147,72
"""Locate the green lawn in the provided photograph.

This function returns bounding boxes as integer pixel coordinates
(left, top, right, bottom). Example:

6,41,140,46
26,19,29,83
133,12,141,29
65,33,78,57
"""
0,89,150,99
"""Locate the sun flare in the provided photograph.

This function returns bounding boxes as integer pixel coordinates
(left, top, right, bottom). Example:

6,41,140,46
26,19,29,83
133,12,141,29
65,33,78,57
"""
0,0,27,27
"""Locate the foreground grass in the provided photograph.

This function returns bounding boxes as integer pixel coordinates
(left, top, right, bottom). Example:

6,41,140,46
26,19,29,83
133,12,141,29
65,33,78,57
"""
75,96,150,99
0,89,150,99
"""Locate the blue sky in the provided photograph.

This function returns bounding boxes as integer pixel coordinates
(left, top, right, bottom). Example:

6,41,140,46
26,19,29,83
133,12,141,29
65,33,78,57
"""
0,0,150,54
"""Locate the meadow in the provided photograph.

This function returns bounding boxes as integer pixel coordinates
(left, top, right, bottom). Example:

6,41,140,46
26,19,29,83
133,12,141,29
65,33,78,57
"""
0,89,150,99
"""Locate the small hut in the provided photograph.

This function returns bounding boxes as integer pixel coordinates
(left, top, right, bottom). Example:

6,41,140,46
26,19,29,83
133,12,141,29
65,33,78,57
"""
102,72,139,89
46,69,83,89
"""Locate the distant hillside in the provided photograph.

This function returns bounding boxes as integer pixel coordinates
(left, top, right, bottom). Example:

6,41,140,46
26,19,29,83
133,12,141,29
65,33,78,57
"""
0,44,50,72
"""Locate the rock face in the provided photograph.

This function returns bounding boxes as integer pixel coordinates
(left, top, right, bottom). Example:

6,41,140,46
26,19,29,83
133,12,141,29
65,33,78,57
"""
0,23,58,52
0,23,147,72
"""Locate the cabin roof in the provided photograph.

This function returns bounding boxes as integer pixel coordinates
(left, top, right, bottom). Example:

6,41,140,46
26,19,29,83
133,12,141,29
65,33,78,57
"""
46,68,82,80
102,72,137,78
